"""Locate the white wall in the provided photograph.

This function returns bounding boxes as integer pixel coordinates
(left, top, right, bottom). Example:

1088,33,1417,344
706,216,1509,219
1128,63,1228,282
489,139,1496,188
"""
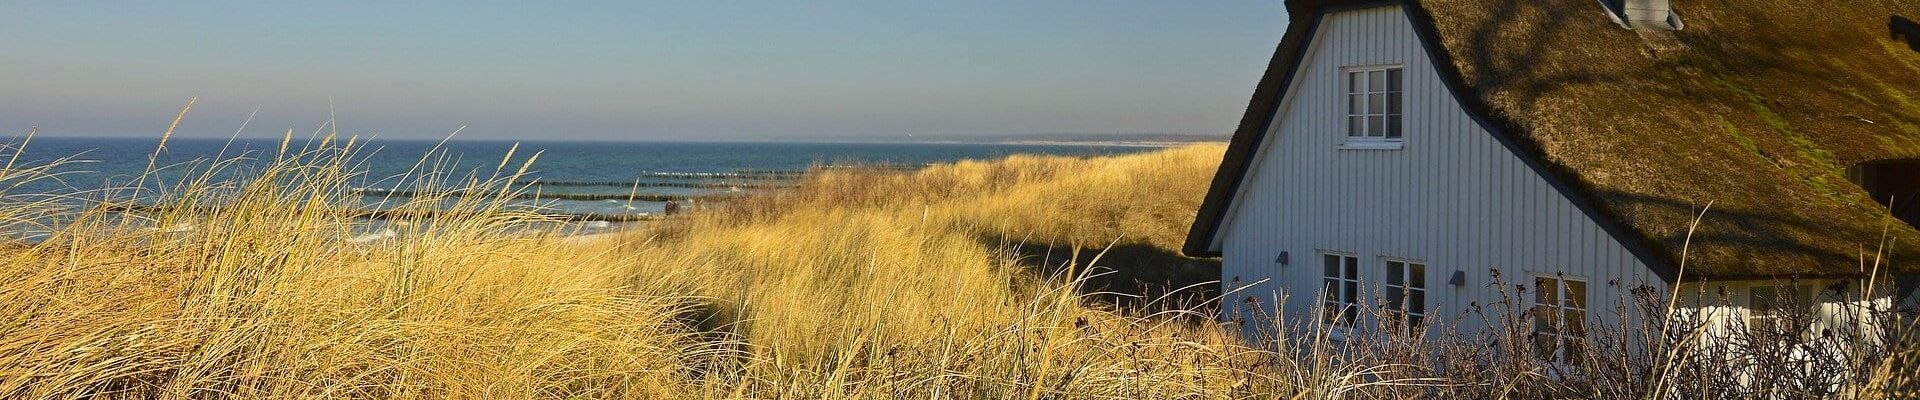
1215,5,1660,337
1675,279,1893,346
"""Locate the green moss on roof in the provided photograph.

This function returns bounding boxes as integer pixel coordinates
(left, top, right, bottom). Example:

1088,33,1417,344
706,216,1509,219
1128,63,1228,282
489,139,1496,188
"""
1716,74,1843,197
1719,116,1767,164
1412,0,1920,276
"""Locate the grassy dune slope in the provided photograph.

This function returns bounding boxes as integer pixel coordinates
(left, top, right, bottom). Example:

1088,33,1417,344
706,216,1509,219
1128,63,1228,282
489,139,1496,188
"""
613,145,1249,397
5,139,1912,399
0,142,1293,399
0,140,721,398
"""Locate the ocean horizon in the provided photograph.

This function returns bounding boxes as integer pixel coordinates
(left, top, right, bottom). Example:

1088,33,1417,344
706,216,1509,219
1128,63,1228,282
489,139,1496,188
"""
7,137,1160,218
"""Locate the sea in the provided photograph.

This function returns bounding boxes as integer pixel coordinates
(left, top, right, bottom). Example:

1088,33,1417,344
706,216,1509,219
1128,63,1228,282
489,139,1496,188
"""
6,137,1156,235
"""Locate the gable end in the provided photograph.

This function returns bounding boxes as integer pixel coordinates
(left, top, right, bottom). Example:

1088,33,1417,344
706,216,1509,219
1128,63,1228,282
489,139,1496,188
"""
1183,0,1684,283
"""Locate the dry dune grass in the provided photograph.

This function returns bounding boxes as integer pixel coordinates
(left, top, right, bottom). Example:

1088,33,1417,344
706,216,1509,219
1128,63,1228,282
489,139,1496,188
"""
0,137,719,398
0,138,1293,399
613,144,1274,397
3,134,1914,398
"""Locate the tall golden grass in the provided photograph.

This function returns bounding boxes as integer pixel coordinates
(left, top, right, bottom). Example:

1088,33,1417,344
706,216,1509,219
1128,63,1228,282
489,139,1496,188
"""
0,136,1297,399
613,145,1271,398
0,134,723,398
1,132,1914,399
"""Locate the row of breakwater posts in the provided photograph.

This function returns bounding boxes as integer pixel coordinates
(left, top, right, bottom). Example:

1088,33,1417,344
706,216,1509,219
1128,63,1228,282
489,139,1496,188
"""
348,188,736,202
524,180,792,189
632,164,923,180
94,165,930,224
631,170,809,180
99,202,667,222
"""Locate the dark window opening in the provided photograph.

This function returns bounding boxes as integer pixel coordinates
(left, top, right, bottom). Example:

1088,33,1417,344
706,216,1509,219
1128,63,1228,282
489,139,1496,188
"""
1848,159,1920,230
1894,16,1919,53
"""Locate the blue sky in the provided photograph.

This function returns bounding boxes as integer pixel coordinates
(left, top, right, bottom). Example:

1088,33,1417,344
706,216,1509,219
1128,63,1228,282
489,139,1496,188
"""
0,2,1287,141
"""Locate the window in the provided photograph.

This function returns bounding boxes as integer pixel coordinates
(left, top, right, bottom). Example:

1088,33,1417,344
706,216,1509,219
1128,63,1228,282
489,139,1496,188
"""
1383,260,1427,332
1847,160,1920,232
1748,284,1810,336
1345,66,1404,142
1321,253,1360,326
1532,276,1588,362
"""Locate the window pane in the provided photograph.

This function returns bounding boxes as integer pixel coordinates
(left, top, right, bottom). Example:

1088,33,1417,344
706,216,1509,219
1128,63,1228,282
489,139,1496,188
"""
1368,116,1384,137
1324,255,1339,277
1387,262,1404,286
1410,289,1426,313
1343,281,1358,303
1350,94,1366,115
1350,72,1364,93
1387,115,1403,139
1369,70,1385,91
1533,335,1558,359
1387,68,1402,91
1369,93,1385,114
1344,257,1358,278
1565,309,1586,336
1387,92,1402,114
1409,315,1423,329
1409,263,1425,288
1323,279,1338,302
1349,116,1366,137
1535,278,1557,306
1751,286,1778,311
1386,289,1404,310
1533,305,1557,334
1566,280,1588,309
1564,338,1586,361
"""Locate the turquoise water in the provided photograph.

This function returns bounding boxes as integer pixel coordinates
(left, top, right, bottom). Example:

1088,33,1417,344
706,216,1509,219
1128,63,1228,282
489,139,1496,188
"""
9,137,1156,216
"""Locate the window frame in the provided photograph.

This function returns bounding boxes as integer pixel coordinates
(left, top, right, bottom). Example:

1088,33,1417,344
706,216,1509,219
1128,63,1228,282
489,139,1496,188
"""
1531,274,1589,363
1320,252,1362,327
1381,258,1428,333
1746,283,1813,336
1339,64,1406,149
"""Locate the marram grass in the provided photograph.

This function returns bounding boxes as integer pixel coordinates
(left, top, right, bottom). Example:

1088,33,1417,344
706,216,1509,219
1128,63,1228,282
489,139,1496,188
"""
0,135,1913,399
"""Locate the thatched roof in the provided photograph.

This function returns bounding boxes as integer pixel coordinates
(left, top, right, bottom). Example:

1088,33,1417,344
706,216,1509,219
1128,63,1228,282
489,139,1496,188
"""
1187,0,1920,279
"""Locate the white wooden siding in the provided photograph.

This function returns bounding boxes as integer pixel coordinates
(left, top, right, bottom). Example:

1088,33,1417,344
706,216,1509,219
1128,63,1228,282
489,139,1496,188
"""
1676,279,1889,347
1216,5,1661,336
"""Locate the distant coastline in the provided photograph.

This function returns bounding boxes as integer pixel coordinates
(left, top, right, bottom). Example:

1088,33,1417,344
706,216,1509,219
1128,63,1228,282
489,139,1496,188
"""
32,133,1228,147
869,133,1229,147
912,140,1210,148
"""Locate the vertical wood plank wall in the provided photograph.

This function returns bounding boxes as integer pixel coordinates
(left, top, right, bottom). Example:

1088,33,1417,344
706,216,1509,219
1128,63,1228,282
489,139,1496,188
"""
1216,5,1661,335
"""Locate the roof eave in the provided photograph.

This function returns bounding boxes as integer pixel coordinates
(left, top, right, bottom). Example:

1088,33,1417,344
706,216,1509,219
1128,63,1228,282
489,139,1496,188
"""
1181,1,1335,258
1184,0,1688,284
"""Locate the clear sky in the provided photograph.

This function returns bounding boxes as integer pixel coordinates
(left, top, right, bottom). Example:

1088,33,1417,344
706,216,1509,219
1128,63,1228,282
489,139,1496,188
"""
1,2,1287,141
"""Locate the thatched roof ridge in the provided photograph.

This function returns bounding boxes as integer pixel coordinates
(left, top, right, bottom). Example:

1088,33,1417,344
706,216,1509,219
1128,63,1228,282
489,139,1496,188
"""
1187,0,1920,278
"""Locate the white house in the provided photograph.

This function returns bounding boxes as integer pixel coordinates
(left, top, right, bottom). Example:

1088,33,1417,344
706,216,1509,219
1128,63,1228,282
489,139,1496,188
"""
1184,0,1920,357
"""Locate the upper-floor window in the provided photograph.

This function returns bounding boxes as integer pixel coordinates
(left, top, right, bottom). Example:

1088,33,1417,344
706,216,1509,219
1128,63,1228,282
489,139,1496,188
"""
1383,259,1427,333
1345,66,1404,143
1532,275,1588,362
1321,253,1360,326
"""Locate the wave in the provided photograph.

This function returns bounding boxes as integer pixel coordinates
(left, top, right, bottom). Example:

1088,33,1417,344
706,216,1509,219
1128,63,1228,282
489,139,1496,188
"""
351,188,723,202
102,202,663,222
632,170,807,180
618,165,923,181
528,180,790,189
